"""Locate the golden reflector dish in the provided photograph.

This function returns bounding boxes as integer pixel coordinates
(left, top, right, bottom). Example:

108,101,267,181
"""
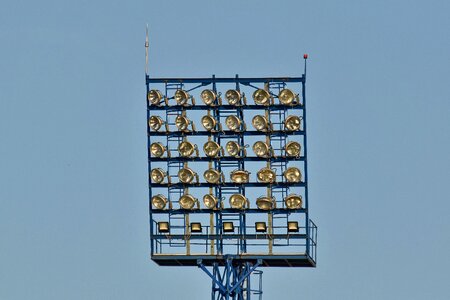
225,89,241,105
179,194,198,210
225,115,241,131
257,167,276,183
204,168,221,184
150,168,166,183
284,194,303,209
201,89,216,105
178,167,196,184
256,196,276,210
278,89,295,105
252,141,270,157
151,194,168,209
225,141,241,157
229,194,247,209
148,116,164,131
175,115,190,131
285,115,301,131
201,115,216,131
175,90,189,105
253,89,270,105
203,194,218,209
284,167,302,183
252,115,269,131
150,142,165,157
285,141,301,157
147,89,163,105
230,169,250,184
178,141,196,157
203,141,221,157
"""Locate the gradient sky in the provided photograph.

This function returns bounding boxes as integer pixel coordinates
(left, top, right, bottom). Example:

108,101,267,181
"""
1,0,449,299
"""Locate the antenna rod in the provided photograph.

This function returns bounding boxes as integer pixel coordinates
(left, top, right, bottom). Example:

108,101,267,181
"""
145,24,149,76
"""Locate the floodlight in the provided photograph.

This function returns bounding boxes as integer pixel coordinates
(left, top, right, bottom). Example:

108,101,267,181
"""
225,141,246,157
223,222,235,232
178,167,198,184
287,221,299,232
252,141,271,158
278,89,297,105
285,141,301,157
147,89,163,106
230,169,250,184
284,194,303,209
179,194,199,210
253,89,271,105
225,115,243,132
225,89,241,105
255,222,267,233
175,115,191,131
284,115,301,131
190,222,202,233
257,167,276,183
174,89,191,106
151,194,168,209
284,167,302,183
158,222,170,233
203,194,219,209
201,115,217,131
148,116,165,131
150,142,166,157
256,196,276,210
203,141,222,158
178,141,197,157
201,89,217,106
252,115,270,132
151,168,167,184
204,168,223,184
229,194,248,209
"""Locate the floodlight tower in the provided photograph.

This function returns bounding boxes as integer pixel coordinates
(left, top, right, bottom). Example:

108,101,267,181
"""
145,32,317,299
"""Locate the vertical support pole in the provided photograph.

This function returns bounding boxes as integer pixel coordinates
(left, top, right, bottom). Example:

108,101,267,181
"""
302,55,310,256
186,213,190,255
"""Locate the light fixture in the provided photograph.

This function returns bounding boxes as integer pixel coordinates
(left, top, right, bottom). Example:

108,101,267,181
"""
278,89,297,105
148,116,165,131
252,141,271,158
151,168,167,184
284,194,303,209
225,115,242,132
287,221,299,232
229,194,248,209
256,196,276,210
255,222,267,233
179,194,199,210
283,167,302,183
147,89,163,106
178,167,198,184
178,141,197,157
225,89,241,105
150,142,166,157
252,115,270,132
158,222,170,233
190,222,202,233
151,194,168,209
285,141,301,157
204,168,222,184
284,115,301,131
223,222,235,233
226,141,245,157
174,89,191,106
203,194,219,209
201,89,217,106
175,115,191,131
230,169,250,184
203,141,221,158
257,167,276,183
253,89,271,105
201,115,217,131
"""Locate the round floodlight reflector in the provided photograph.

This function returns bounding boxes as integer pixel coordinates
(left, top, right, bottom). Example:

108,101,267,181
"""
226,141,240,157
201,115,216,131
257,167,276,183
253,141,270,157
278,89,296,105
285,115,301,131
285,194,303,209
201,89,216,105
175,90,189,105
225,89,241,105
151,194,168,209
204,168,221,184
256,196,276,210
203,141,221,158
150,142,165,157
284,167,302,183
225,115,241,131
179,194,197,210
252,115,269,131
229,194,247,209
151,168,166,183
230,169,250,184
178,141,196,157
175,115,190,131
203,194,218,209
147,89,163,105
285,141,301,157
148,116,164,131
178,167,196,184
253,89,270,105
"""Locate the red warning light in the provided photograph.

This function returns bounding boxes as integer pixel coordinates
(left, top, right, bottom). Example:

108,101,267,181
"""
303,54,308,59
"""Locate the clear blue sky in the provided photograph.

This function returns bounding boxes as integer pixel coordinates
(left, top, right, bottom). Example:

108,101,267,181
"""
1,0,449,299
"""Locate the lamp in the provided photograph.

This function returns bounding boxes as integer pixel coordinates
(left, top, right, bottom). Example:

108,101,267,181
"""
252,115,270,132
203,194,219,209
201,89,217,106
201,115,216,131
257,167,276,183
284,167,302,183
223,222,235,233
175,115,191,131
225,89,241,105
230,169,250,184
148,116,165,131
284,115,301,131
226,141,245,157
178,141,197,157
278,89,297,105
255,222,267,233
285,141,301,157
190,222,202,233
150,142,166,157
284,194,303,209
229,194,248,209
151,168,167,184
174,90,191,106
158,222,170,233
178,167,198,184
151,194,168,209
147,89,163,106
253,89,271,105
225,115,242,132
179,194,199,210
203,141,221,158
204,168,222,184
287,221,299,232
252,141,271,158
256,196,276,210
